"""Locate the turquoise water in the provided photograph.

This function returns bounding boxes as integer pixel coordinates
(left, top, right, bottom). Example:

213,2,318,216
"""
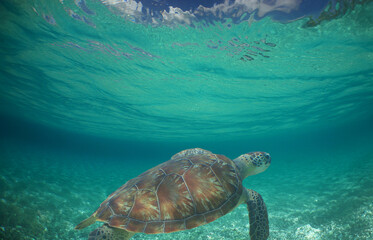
1,0,373,239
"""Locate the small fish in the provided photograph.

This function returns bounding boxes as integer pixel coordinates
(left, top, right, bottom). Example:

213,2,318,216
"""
242,55,254,61
251,46,270,52
246,49,258,56
265,42,276,47
260,38,276,47
259,52,270,58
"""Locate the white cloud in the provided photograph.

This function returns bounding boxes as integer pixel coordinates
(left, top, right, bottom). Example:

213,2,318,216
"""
101,0,302,25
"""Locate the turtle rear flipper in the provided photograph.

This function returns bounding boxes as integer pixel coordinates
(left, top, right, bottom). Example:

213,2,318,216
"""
75,215,96,230
246,189,269,240
89,224,135,240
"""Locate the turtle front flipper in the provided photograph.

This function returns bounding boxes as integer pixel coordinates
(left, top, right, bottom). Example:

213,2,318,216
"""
88,224,135,240
246,189,269,240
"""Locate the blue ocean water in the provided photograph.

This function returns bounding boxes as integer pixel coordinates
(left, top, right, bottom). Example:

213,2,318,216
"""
1,0,373,239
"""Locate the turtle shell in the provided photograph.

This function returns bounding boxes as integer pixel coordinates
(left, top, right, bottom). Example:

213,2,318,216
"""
92,149,243,234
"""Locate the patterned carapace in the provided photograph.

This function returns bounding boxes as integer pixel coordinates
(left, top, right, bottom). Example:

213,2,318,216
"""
92,150,243,234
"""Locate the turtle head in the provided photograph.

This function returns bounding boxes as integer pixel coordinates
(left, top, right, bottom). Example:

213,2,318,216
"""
233,152,271,179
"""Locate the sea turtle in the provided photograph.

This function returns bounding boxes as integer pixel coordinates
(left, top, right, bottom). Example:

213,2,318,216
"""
76,148,271,240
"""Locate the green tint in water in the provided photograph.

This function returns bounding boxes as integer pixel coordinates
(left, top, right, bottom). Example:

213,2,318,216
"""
0,1,372,141
0,2,373,239
0,139,372,240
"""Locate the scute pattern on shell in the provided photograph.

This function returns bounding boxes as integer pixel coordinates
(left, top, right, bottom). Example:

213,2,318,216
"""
93,150,243,234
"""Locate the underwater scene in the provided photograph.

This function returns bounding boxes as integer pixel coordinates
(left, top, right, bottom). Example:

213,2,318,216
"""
1,0,373,239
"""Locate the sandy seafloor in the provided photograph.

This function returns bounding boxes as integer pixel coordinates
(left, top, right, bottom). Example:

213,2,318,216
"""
1,137,372,240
